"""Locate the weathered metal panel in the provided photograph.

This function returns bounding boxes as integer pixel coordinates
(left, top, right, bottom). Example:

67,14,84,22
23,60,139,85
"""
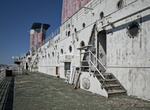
61,0,91,24
30,33,45,49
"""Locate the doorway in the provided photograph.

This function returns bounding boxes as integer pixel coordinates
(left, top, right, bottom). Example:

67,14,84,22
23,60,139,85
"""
26,63,28,69
97,30,107,71
56,67,58,76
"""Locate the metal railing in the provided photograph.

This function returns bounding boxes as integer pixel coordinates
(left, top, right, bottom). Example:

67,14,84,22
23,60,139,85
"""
42,27,60,45
89,50,109,88
31,54,38,65
30,27,60,52
0,68,6,82
9,65,22,75
78,45,108,88
31,0,102,51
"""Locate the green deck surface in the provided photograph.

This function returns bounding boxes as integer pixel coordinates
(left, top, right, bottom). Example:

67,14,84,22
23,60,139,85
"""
0,70,150,110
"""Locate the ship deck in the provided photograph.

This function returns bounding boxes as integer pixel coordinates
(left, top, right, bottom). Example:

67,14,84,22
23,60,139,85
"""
0,70,150,110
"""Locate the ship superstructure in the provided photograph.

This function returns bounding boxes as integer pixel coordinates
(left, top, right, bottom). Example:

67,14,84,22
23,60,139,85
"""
21,0,150,101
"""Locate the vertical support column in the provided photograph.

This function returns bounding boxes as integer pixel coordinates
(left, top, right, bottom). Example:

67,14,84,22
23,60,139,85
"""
89,48,91,74
18,66,19,75
95,23,98,69
79,49,81,74
21,66,22,74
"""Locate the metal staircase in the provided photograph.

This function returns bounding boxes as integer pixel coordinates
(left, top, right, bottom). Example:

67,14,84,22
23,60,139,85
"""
29,54,38,72
78,45,126,97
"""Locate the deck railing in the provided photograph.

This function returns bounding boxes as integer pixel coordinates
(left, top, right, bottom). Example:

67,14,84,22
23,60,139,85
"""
31,0,102,51
0,68,6,82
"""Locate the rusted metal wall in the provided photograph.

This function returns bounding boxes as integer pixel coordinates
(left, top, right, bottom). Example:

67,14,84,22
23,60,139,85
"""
30,33,45,49
61,0,91,24
30,23,50,49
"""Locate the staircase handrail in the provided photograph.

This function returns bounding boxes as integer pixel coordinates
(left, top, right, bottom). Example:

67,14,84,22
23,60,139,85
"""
30,54,38,67
89,60,105,79
90,51,107,70
89,50,109,88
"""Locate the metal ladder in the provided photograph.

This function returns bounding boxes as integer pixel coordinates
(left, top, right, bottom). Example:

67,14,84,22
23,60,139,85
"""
30,54,38,71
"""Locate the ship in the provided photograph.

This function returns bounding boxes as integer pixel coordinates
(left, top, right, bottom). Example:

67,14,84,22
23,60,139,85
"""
20,0,150,101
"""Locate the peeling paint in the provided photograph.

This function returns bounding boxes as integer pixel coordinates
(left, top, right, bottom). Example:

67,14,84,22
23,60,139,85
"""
61,0,91,24
22,0,150,101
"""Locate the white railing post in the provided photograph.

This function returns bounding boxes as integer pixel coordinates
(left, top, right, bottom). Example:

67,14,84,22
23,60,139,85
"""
89,49,91,74
89,50,109,88
79,49,81,74
18,66,19,75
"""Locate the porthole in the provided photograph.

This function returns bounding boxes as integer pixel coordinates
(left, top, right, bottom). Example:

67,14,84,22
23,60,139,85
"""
127,22,139,38
80,41,85,47
82,23,85,28
61,49,63,54
92,13,95,17
68,31,70,36
52,52,54,57
74,28,77,32
117,0,123,9
68,24,70,28
100,11,104,19
69,45,72,53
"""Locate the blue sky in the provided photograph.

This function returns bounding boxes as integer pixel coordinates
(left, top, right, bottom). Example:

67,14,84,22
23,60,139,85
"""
0,0,62,65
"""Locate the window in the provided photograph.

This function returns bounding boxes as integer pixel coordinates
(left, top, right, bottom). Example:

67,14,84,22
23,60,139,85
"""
33,35,34,39
80,41,85,47
69,45,72,53
32,40,34,45
52,52,54,57
117,0,123,9
100,11,104,19
68,24,70,28
65,62,71,70
82,23,85,28
127,22,139,38
68,31,70,36
74,28,77,32
61,49,63,54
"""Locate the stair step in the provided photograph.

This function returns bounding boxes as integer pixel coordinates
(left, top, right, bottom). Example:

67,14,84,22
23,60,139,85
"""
103,84,121,88
107,90,126,95
95,73,111,77
99,79,116,82
81,66,89,67
80,52,89,54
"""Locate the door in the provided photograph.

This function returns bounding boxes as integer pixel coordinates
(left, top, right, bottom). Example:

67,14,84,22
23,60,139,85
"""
97,30,106,71
56,67,58,75
26,63,28,69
